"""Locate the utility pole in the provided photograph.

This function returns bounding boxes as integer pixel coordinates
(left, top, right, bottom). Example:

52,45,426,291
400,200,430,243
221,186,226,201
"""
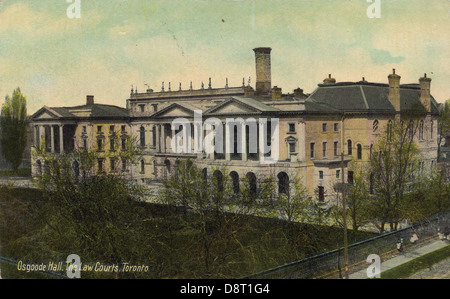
341,113,349,279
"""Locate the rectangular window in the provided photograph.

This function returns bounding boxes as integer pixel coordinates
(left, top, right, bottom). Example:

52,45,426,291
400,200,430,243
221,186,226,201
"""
139,104,145,112
122,138,126,150
98,159,103,172
110,138,115,151
336,169,340,179
322,142,327,157
318,186,325,202
121,125,126,132
322,123,327,132
97,126,102,133
348,171,354,185
310,143,315,158
288,123,295,133
334,123,339,132
83,138,88,149
110,159,115,171
334,141,338,156
289,142,296,153
319,171,324,180
97,139,103,151
152,104,158,112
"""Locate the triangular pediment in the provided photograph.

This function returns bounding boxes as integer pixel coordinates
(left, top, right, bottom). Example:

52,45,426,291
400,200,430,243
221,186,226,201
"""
31,106,63,120
151,103,198,119
205,98,260,115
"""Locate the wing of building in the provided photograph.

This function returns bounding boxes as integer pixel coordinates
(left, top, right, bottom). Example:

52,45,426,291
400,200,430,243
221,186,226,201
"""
30,48,440,202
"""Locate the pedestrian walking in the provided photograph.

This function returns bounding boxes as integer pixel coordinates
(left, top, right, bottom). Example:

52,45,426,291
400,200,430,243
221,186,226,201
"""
397,238,404,253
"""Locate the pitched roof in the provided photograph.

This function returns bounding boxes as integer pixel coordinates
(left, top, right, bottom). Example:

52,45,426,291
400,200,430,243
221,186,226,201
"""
31,103,129,120
306,82,439,114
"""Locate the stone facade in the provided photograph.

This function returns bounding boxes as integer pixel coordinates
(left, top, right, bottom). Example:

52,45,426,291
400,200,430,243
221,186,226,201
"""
30,48,441,202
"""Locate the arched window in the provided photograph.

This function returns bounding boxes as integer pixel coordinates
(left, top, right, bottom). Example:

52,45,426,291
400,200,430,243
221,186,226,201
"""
357,144,362,160
140,126,146,147
431,120,434,139
347,140,352,155
152,126,157,146
278,172,289,195
202,168,208,184
213,170,224,192
387,120,393,141
164,159,171,175
373,120,379,132
246,172,257,194
73,161,80,178
230,171,240,194
140,160,145,173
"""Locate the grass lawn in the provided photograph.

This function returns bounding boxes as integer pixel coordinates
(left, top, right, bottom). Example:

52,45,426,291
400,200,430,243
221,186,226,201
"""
0,186,376,279
380,245,450,279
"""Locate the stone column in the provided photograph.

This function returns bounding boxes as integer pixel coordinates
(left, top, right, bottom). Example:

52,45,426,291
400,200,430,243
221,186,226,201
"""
59,125,64,153
156,125,161,153
50,125,55,153
241,122,248,162
225,122,231,161
298,120,306,162
259,120,266,163
161,124,166,153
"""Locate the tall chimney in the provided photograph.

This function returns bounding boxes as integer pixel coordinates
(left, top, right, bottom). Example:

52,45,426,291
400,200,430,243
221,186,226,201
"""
86,95,94,105
253,47,272,95
419,73,431,113
388,69,401,112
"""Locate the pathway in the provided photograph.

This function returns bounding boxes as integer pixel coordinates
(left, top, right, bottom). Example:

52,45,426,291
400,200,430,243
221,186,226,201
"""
349,239,449,279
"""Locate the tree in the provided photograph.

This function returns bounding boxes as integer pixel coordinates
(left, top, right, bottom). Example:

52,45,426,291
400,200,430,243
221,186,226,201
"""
31,139,154,278
274,178,311,223
368,118,422,232
1,88,28,173
438,100,450,160
345,162,371,240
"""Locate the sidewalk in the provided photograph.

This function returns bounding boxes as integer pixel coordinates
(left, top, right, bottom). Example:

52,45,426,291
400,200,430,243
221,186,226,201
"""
349,239,449,279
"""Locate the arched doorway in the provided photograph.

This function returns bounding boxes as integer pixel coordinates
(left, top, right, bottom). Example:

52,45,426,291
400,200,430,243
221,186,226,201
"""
277,172,289,195
230,171,240,194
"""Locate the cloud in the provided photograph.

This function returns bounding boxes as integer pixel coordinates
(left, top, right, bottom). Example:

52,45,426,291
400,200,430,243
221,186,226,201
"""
369,49,405,65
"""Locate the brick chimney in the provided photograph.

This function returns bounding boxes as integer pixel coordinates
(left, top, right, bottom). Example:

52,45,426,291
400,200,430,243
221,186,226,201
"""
253,47,272,95
323,74,336,85
86,95,94,105
272,86,282,99
419,73,431,113
294,87,304,98
388,69,401,112
244,85,255,97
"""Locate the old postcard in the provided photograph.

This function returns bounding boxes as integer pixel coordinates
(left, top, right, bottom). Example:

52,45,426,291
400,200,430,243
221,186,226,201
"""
0,0,449,287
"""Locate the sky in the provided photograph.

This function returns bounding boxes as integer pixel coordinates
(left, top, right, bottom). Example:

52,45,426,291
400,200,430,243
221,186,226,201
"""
0,0,449,113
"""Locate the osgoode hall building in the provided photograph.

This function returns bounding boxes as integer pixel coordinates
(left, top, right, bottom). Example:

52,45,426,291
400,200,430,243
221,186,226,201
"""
30,48,440,202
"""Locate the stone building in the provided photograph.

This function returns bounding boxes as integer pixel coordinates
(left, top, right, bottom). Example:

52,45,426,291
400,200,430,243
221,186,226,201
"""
30,47,441,201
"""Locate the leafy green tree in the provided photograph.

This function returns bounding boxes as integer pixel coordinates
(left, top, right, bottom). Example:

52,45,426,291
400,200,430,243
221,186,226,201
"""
368,118,422,232
438,100,450,160
274,178,311,223
31,140,154,278
1,88,28,173
346,163,371,239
